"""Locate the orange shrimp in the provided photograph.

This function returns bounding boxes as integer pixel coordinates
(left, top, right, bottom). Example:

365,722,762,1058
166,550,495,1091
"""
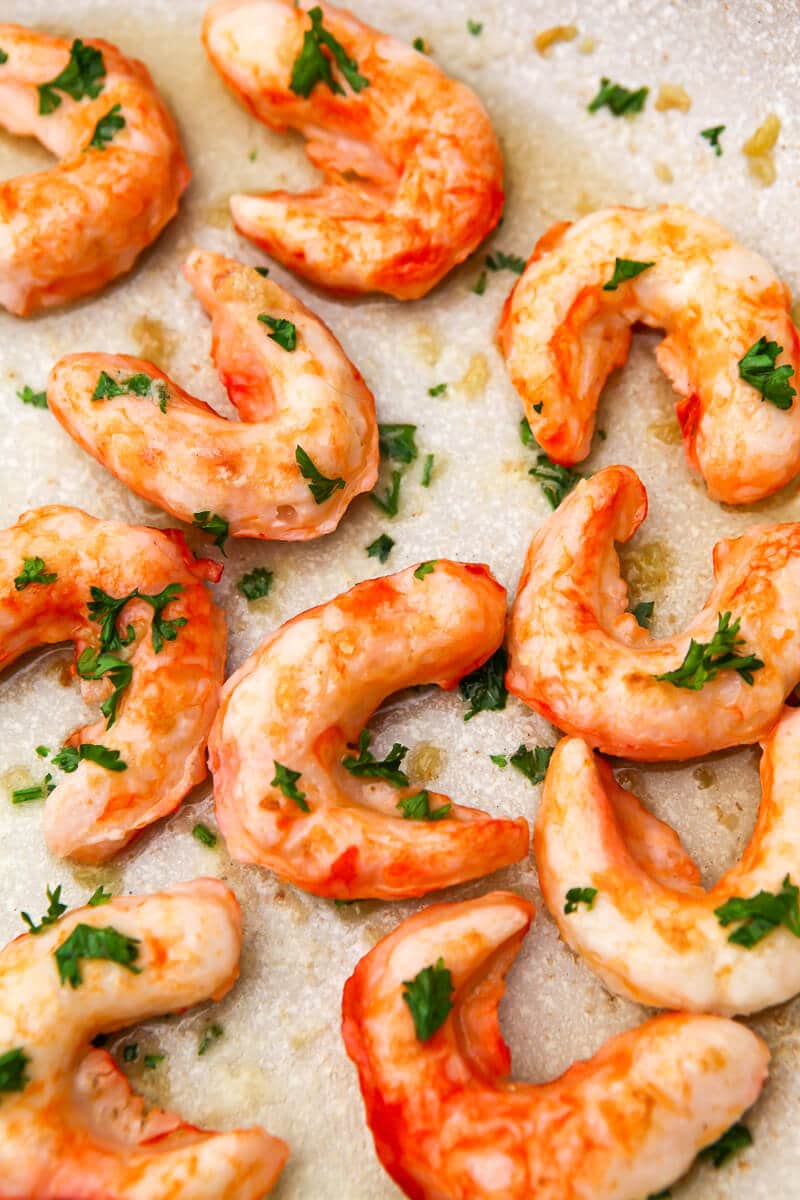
0,506,226,862
202,0,504,299
342,891,769,1200
0,24,189,315
210,561,529,898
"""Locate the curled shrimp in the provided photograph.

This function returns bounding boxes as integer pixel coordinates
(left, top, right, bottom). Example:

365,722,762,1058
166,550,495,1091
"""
0,878,287,1196
0,24,189,316
506,465,800,760
210,561,529,898
537,708,800,1016
48,249,378,541
0,506,226,862
342,890,768,1200
202,0,504,299
497,205,800,503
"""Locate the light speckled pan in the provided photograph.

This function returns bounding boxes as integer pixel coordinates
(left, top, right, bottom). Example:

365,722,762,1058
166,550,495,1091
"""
1,1,799,1195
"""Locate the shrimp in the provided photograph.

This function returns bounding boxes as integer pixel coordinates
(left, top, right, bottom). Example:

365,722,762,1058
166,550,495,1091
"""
0,878,287,1197
210,561,529,898
201,0,504,299
497,205,800,504
506,464,800,760
48,250,378,541
537,708,800,1016
0,506,226,862
341,890,769,1200
0,24,189,316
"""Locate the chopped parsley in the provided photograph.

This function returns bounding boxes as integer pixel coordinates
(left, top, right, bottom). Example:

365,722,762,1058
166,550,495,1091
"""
402,958,453,1040
342,731,409,787
366,533,394,563
486,250,525,275
254,265,269,277
0,1048,29,1096
143,1053,164,1070
370,468,403,516
602,257,654,291
92,370,162,407
698,1122,752,1168
414,561,436,580
38,39,106,115
701,125,725,156
428,383,447,397
271,761,309,812
529,451,581,508
421,453,434,487
87,583,187,654
459,648,508,720
11,775,54,804
738,336,796,410
237,567,273,601
412,36,427,53
55,923,141,988
21,884,67,934
508,744,553,785
123,1043,139,1062
35,746,49,757
198,1023,224,1056
295,445,346,504
0,50,7,65
656,612,763,690
378,423,418,464
193,511,229,552
258,313,297,351
17,385,47,409
472,269,488,295
714,874,800,948
519,417,535,446
631,600,654,628
88,103,125,151
564,887,598,914
88,886,112,906
397,790,451,821
467,19,483,35
289,5,369,98
192,822,217,848
588,78,648,116
14,557,57,590
51,744,127,773
76,648,132,728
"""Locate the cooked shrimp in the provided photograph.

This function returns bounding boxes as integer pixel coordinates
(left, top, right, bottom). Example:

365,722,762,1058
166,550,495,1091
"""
342,890,768,1200
537,708,800,1016
0,24,189,316
0,878,287,1196
210,562,529,898
202,0,504,299
497,205,800,503
48,250,378,541
0,506,226,862
507,465,800,759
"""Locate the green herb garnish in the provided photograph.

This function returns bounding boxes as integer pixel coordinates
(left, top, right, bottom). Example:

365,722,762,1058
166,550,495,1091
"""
472,270,487,295
88,886,112,906
193,511,229,552
192,822,217,848
342,731,408,787
11,775,54,804
88,103,125,151
701,125,725,156
486,250,525,275
370,469,403,516
258,313,297,351
92,371,154,402
38,39,105,115
588,77,648,116
198,1024,224,1056
529,451,581,508
602,257,654,291
55,923,141,988
295,445,346,504
397,790,451,821
467,19,483,35
14,557,57,591
714,874,800,948
428,383,447,397
421,454,434,487
76,648,132,728
21,884,67,934
698,1122,752,1168
51,744,127,773
656,612,763,690
631,600,654,628
0,1047,29,1096
508,744,553,785
459,647,507,720
289,5,369,98
378,423,418,464
738,336,796,410
412,37,427,53
17,385,47,409
402,958,453,1040
0,50,8,65
143,1053,164,1069
123,1043,139,1062
564,886,598,914
271,761,309,812
237,567,273,601
414,561,436,580
366,533,394,563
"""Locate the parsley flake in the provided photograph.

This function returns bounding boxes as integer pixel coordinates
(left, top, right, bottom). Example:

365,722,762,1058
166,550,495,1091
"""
14,557,57,591
38,39,106,115
467,19,483,35
198,1023,224,1056
459,648,508,720
290,6,369,98
254,265,270,277
87,583,187,654
486,250,525,275
76,648,132,728
55,923,141,988
92,371,154,402
428,383,447,397
143,1053,164,1069
342,731,409,787
519,417,535,446
237,567,273,601
701,125,725,156
123,1043,139,1062
366,532,394,563
472,270,488,295
0,50,7,65
564,886,598,914
11,775,54,804
588,78,648,116
412,37,428,53
698,1122,752,1168
370,468,403,516
258,313,297,351
529,451,581,508
88,103,125,151
714,874,800,948
378,423,418,464
656,612,763,690
421,453,434,487
397,790,451,821
414,561,436,580
402,958,453,1040
738,336,796,410
52,744,127,773
88,886,112,906
193,511,229,552
192,822,217,849
17,385,47,409
602,257,654,291
21,884,67,934
295,445,346,504
271,761,309,812
509,744,553,785
631,600,654,628
0,1047,29,1096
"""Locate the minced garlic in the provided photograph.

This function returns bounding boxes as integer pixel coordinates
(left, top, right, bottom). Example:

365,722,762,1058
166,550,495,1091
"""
654,83,691,113
534,24,577,55
743,113,780,187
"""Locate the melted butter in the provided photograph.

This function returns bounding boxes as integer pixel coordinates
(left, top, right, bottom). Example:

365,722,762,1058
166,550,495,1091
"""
407,743,444,784
131,316,178,367
620,540,675,593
